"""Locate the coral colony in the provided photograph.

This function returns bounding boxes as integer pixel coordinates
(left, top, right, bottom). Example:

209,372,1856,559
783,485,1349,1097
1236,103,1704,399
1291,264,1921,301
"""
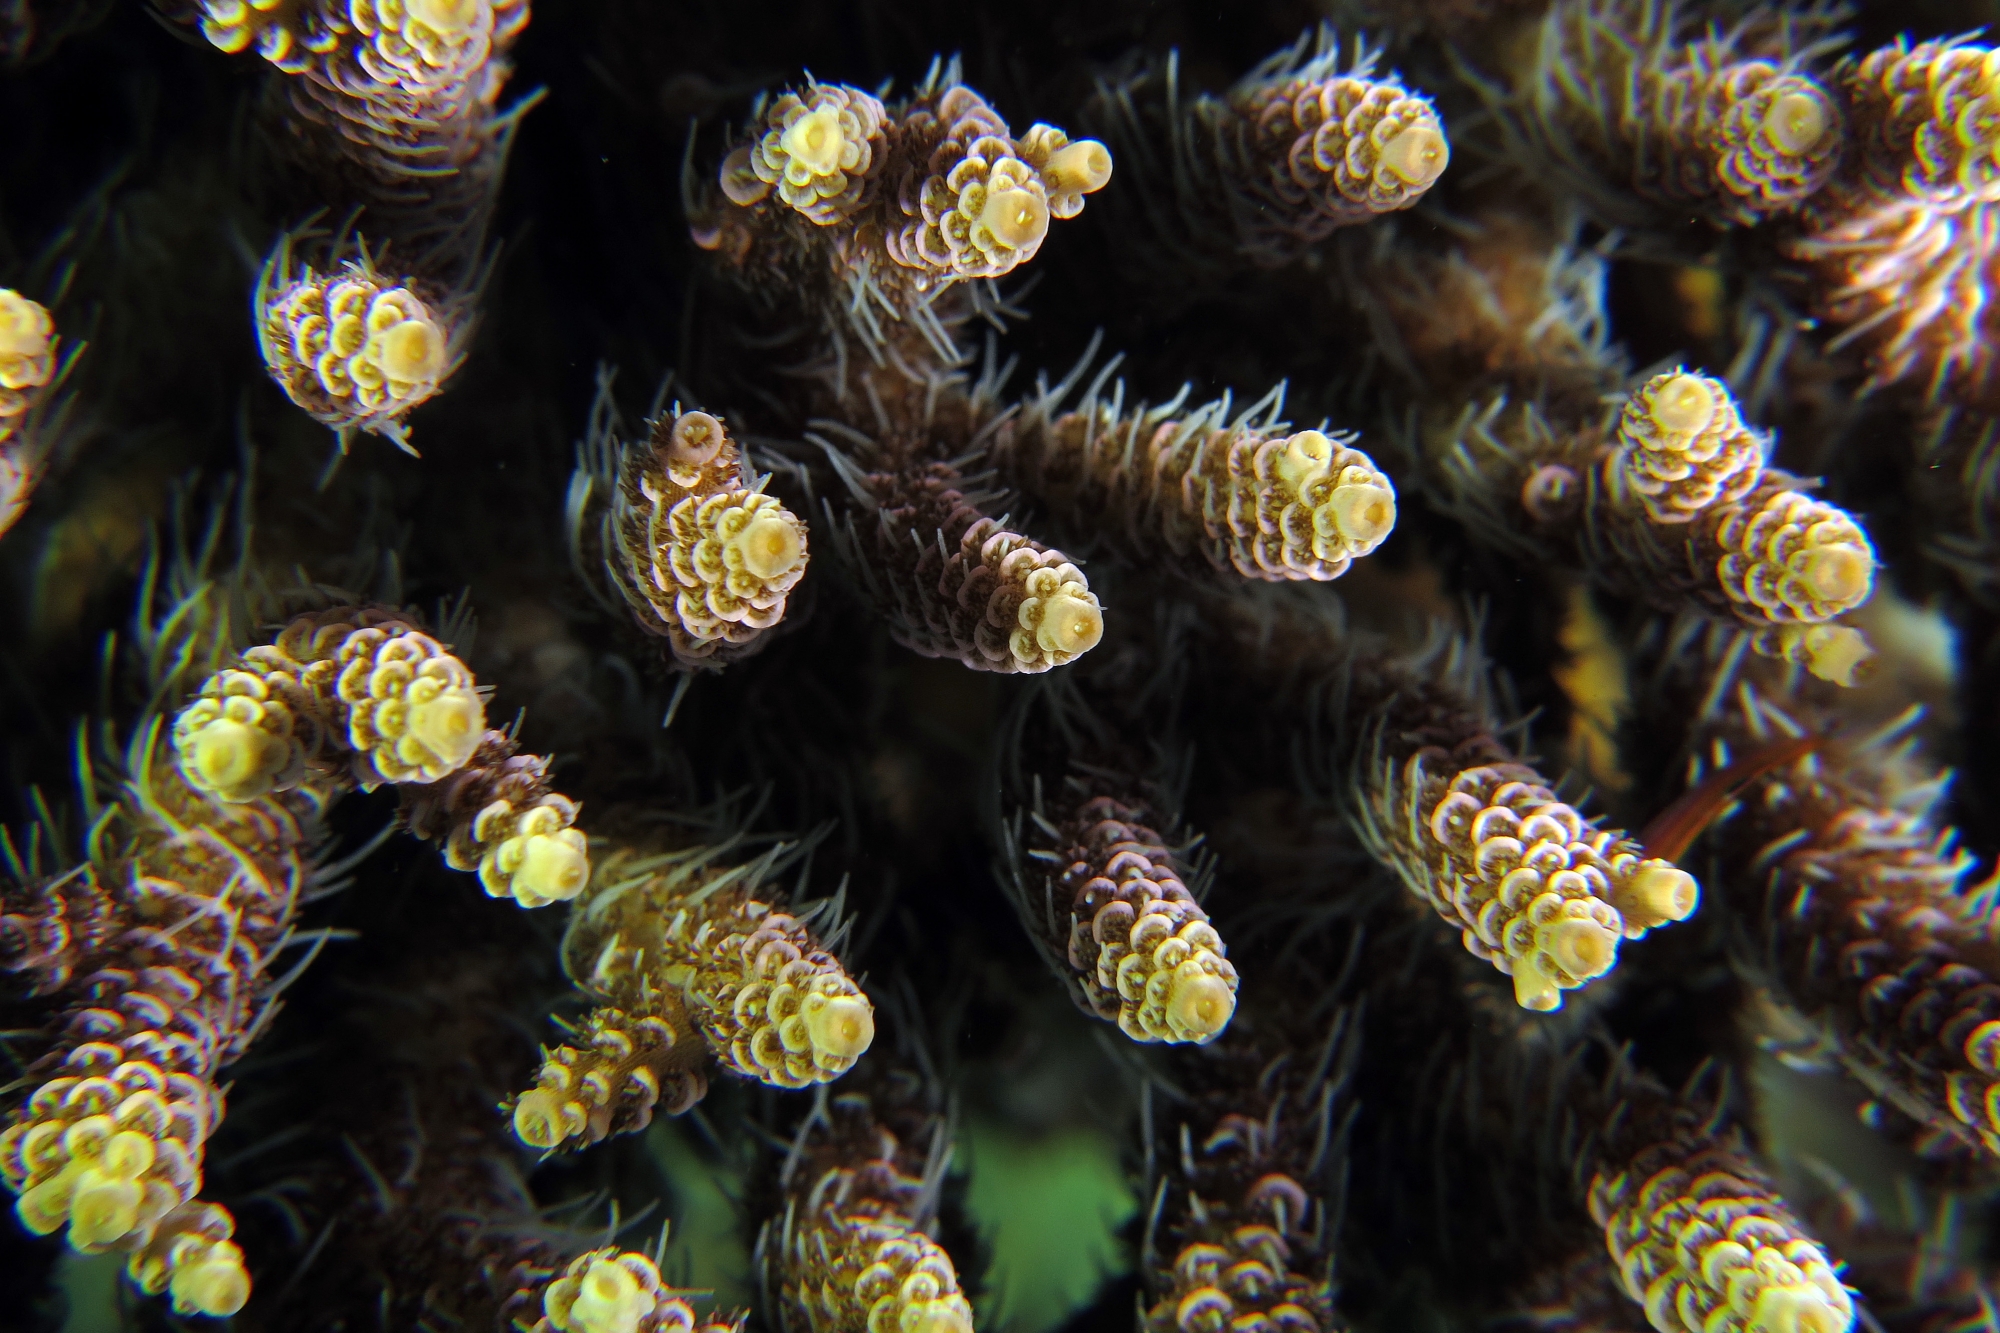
23,0,2000,1331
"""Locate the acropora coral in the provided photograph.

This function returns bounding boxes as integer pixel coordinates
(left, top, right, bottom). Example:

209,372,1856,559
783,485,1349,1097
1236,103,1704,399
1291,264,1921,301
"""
15,2,2000,1332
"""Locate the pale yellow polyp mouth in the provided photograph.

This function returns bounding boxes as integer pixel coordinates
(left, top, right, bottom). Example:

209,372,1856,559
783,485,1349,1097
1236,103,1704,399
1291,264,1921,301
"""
667,410,726,470
565,1257,651,1333
1035,591,1102,655
513,1088,572,1150
1328,483,1396,546
1764,91,1829,156
188,718,269,796
982,186,1050,250
1277,429,1333,494
1624,864,1699,929
1166,972,1235,1041
1046,139,1113,194
1382,125,1448,186
1799,545,1871,605
781,106,847,176
737,513,803,579
1547,918,1618,982
805,994,875,1061
1648,373,1717,437
408,686,486,770
378,318,446,384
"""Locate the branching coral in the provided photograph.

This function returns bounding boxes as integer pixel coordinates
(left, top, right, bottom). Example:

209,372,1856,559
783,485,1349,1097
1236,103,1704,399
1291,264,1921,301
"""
1788,37,2000,403
1513,0,1845,229
510,842,872,1153
819,436,1103,675
694,59,1109,363
1358,729,1695,1010
534,1248,745,1333
1286,620,1701,1012
1006,782,1238,1045
254,246,463,453
1685,656,2000,1160
1432,369,1877,685
166,0,534,449
571,398,810,670
997,375,1396,582
1588,1073,1855,1333
0,722,323,1316
760,1070,974,1333
1086,26,1447,271
1140,995,1357,1333
170,603,589,906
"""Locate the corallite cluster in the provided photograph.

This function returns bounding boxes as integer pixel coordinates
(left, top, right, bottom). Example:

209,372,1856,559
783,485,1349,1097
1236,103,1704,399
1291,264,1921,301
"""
827,456,1104,675
1589,1077,1854,1333
1522,0,1844,226
1224,38,1449,240
764,1077,975,1333
1083,27,1448,272
533,1249,746,1333
167,0,533,447
1583,372,1877,684
1142,1017,1355,1333
1032,790,1239,1044
1790,37,2000,405
1697,670,2000,1159
1367,733,1697,1011
170,604,590,907
602,408,810,669
999,386,1398,583
510,843,873,1155
0,730,337,1317
698,62,1110,359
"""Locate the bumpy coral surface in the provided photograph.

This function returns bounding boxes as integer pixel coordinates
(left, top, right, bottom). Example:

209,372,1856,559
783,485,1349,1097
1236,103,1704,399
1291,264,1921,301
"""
1001,392,1397,582
837,460,1103,674
1526,0,1843,225
0,739,324,1316
1609,371,1766,524
1374,735,1697,1010
699,64,1108,359
747,82,890,225
1041,793,1239,1043
0,287,54,445
533,1248,732,1333
1229,48,1449,231
256,259,457,449
769,1084,974,1333
171,606,590,907
1590,1082,1854,1333
512,843,873,1153
606,408,810,668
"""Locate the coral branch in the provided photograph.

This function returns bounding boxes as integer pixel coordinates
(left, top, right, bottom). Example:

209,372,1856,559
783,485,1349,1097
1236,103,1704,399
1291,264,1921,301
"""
1589,1075,1855,1333
574,403,810,670
998,380,1395,582
823,452,1102,674
694,62,1108,364
1514,0,1845,228
0,722,330,1315
762,1073,974,1333
171,603,590,906
1088,27,1447,272
511,843,873,1153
